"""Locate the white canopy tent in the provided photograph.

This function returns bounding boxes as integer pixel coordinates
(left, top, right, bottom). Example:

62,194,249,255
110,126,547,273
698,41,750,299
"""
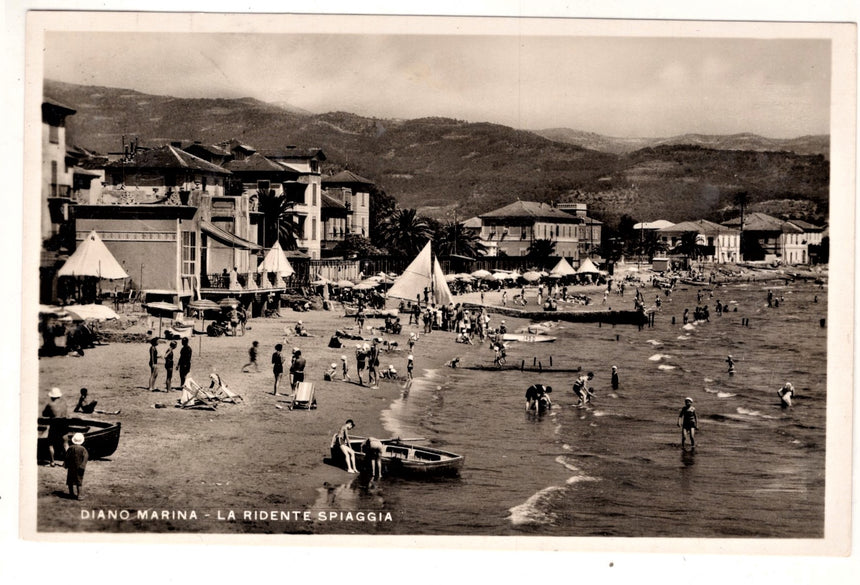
549,257,577,277
257,241,295,278
58,230,128,279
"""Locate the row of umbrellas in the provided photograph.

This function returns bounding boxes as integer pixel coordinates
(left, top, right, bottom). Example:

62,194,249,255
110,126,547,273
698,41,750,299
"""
311,272,397,291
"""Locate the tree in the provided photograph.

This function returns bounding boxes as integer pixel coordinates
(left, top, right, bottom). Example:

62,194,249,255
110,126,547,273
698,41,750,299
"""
678,232,701,260
526,238,557,267
332,234,382,258
369,185,397,250
257,187,299,250
377,208,434,257
434,221,487,259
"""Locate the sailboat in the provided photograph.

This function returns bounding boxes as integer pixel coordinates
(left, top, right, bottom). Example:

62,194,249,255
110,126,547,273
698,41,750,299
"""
387,241,453,306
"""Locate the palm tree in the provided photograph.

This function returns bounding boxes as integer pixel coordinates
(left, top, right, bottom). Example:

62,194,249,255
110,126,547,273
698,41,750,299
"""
257,188,299,250
526,238,557,268
434,221,487,258
377,208,434,257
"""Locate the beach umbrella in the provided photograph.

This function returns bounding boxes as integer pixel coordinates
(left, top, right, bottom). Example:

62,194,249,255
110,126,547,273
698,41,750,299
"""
354,281,379,291
144,302,180,338
493,271,515,280
64,304,120,322
470,269,492,279
336,279,355,288
522,271,542,282
188,299,221,331
445,274,459,282
455,273,474,281
219,297,241,308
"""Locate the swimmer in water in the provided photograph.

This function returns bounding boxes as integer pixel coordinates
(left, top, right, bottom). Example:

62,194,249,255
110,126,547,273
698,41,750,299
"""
726,355,735,374
777,382,795,407
572,372,595,406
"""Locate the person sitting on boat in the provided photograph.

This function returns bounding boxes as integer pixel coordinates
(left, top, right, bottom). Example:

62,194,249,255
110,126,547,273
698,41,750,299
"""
335,419,358,473
363,437,385,478
572,372,595,406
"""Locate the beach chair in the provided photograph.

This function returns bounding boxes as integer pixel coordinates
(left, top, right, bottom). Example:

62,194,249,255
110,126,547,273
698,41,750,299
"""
289,382,316,410
177,377,217,410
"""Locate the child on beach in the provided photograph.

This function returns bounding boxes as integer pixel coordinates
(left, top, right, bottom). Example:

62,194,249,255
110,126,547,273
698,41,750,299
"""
271,344,285,395
242,341,260,372
340,355,351,382
406,354,414,381
324,363,337,381
64,432,88,500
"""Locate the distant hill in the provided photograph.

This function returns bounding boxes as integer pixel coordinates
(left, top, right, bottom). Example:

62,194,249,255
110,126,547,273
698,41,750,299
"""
537,128,830,159
44,79,830,226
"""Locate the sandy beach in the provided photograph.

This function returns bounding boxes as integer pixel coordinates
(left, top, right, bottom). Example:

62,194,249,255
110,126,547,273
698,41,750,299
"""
35,295,532,533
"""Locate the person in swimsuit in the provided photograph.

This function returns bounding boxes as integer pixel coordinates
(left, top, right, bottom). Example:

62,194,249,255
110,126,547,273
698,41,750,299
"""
678,397,699,449
777,382,795,407
336,419,358,473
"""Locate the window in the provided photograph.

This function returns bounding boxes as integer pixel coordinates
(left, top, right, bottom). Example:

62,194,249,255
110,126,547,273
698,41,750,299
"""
50,161,58,196
312,217,317,241
49,124,59,144
181,231,196,277
312,184,317,206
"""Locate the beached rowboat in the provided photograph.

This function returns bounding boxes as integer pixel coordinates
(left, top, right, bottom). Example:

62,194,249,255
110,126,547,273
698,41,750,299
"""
502,333,557,343
38,417,121,462
330,436,464,477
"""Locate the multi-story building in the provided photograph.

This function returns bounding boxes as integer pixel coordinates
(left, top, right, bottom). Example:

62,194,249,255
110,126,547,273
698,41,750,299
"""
262,147,326,259
657,219,740,263
476,201,600,263
723,212,807,264
320,191,352,255
321,170,373,240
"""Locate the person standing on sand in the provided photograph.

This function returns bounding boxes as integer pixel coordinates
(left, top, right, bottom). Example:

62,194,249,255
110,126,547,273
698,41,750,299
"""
290,349,306,390
502,290,507,306
271,344,285,395
678,397,698,449
242,340,260,373
42,387,68,465
178,337,192,387
163,340,176,392
64,432,88,500
340,355,351,382
335,419,358,473
368,339,380,387
147,338,159,391
355,344,367,386
406,354,414,382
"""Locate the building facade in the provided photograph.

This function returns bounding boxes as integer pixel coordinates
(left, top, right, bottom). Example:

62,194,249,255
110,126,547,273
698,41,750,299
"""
657,219,740,263
321,170,373,241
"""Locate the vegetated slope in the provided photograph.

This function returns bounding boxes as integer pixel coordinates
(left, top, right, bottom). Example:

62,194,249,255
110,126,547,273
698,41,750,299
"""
45,80,829,226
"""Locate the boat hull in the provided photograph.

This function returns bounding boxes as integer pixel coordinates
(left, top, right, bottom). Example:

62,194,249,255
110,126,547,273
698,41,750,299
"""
502,333,557,343
330,437,463,477
38,417,121,462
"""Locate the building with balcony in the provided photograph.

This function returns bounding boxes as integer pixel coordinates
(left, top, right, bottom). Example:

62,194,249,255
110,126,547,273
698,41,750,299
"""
321,170,373,240
722,212,807,264
476,201,598,262
657,219,740,263
320,191,352,254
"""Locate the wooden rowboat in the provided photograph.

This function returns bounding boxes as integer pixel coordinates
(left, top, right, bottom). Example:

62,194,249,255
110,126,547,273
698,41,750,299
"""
38,417,121,462
330,436,464,477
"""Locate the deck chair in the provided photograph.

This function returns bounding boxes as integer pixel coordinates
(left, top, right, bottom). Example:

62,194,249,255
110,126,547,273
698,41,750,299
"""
177,377,217,410
208,374,243,404
289,382,316,410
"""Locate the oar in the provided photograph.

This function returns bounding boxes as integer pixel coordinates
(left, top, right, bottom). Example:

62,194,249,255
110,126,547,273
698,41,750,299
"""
391,436,427,443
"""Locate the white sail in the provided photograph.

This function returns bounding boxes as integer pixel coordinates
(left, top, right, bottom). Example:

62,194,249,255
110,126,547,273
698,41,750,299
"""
387,242,453,305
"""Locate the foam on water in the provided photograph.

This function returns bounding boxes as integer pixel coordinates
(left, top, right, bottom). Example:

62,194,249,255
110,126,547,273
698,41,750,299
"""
508,486,565,526
736,406,778,420
649,353,671,361
683,323,696,331
646,339,662,346
677,335,691,340
704,377,714,383
717,392,737,398
704,387,717,394
555,455,579,472
658,364,677,370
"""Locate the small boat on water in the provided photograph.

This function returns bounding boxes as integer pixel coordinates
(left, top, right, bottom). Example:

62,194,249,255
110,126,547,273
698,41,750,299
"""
38,417,121,462
502,333,557,343
330,436,464,477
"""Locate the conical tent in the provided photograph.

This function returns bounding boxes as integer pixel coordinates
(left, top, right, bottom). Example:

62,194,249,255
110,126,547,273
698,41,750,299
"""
577,257,601,274
257,241,294,277
550,257,576,276
387,242,453,305
58,230,128,279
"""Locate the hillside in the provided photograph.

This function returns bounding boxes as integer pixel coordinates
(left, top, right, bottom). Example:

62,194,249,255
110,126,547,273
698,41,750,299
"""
537,128,830,159
44,80,830,226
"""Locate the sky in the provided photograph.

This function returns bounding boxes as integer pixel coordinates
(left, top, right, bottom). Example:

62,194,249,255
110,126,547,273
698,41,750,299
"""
43,28,831,139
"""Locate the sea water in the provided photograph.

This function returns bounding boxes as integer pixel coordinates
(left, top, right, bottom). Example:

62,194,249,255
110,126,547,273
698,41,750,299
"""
319,281,827,537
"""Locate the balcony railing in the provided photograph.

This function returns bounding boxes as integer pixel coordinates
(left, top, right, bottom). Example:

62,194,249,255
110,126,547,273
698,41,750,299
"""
202,272,285,290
